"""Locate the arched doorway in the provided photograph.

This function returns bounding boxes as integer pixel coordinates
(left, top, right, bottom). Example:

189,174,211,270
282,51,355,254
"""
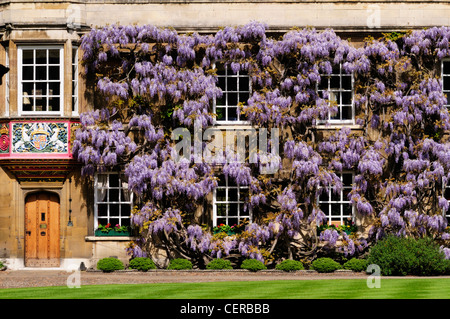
24,192,60,267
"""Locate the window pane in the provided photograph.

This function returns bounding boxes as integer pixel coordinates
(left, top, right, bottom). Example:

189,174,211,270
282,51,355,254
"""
216,107,225,120
35,97,46,112
23,66,34,80
121,218,130,227
23,83,33,96
22,97,33,111
109,188,119,202
444,78,450,91
330,76,340,89
331,204,341,216
35,50,46,64
121,204,131,217
342,91,352,105
109,174,119,187
228,93,238,107
48,49,60,64
48,82,60,96
343,173,353,186
216,204,226,216
341,76,352,89
229,203,238,216
48,97,60,112
228,77,237,91
320,203,329,215
36,66,47,80
227,107,238,121
22,50,33,64
48,66,60,80
218,76,226,90
216,188,226,201
341,106,352,120
35,82,47,96
110,204,120,216
217,218,226,225
444,62,450,74
239,76,249,92
343,204,352,216
98,204,108,216
98,218,108,226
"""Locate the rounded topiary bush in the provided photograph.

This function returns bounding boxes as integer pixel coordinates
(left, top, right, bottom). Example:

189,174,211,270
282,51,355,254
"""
343,258,368,272
311,257,342,273
167,258,193,270
129,257,157,271
206,258,233,270
367,235,448,276
97,257,124,272
240,259,267,272
275,259,304,272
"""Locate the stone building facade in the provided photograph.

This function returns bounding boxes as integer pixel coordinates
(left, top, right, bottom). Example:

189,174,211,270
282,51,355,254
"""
0,0,448,270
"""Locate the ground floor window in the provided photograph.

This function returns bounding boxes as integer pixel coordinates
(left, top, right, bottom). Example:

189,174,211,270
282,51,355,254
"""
94,172,132,231
444,182,450,223
213,175,251,227
319,172,354,226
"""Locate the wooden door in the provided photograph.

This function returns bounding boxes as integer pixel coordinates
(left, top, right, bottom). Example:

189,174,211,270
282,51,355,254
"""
25,192,60,267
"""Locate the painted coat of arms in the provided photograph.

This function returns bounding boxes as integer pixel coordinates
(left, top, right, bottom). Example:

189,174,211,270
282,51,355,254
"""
12,122,68,153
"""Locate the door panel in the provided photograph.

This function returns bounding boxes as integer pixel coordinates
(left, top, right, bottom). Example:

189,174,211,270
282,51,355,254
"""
25,192,60,267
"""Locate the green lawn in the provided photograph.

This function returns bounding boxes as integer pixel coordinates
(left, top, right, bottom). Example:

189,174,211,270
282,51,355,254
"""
1,278,450,299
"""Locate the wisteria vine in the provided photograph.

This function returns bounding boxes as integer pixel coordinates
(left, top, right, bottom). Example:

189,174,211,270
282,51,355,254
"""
73,22,450,266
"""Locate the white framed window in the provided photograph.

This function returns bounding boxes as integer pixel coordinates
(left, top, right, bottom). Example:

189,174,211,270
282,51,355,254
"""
443,182,450,223
214,65,251,124
213,175,251,227
318,63,354,123
72,46,79,115
5,46,9,117
319,172,354,226
94,172,133,231
17,45,64,116
442,59,450,108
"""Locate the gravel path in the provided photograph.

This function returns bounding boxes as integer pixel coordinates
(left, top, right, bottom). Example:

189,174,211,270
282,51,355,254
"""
0,269,369,289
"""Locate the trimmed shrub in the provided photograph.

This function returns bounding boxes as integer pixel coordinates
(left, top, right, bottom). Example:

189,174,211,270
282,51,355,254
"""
367,236,448,276
343,258,368,272
97,257,124,272
311,257,342,273
275,259,304,272
206,258,233,270
167,258,193,270
240,259,267,272
129,257,157,271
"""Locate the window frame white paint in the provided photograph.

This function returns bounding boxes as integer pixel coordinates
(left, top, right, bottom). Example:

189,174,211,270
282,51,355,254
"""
317,63,355,125
17,45,64,116
212,175,252,227
213,64,251,125
72,45,79,116
318,172,355,226
94,172,133,231
442,58,450,109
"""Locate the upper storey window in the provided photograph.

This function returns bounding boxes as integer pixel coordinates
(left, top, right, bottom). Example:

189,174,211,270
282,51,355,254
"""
318,64,354,124
442,59,450,108
18,46,64,116
215,65,251,124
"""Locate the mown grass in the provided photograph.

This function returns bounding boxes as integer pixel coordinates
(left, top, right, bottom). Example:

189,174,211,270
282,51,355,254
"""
1,278,450,299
